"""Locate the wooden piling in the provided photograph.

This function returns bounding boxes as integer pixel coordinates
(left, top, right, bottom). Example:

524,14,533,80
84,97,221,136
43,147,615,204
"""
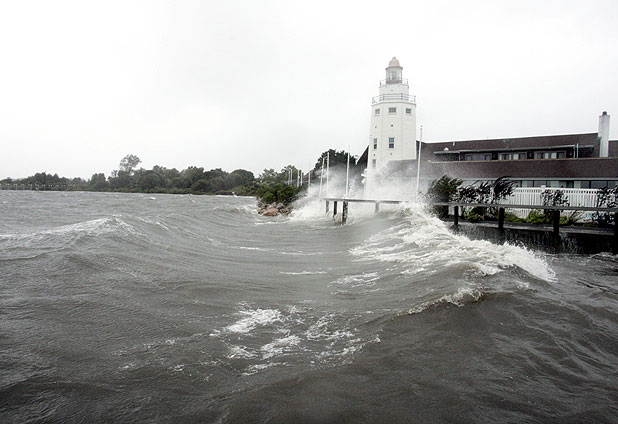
342,201,348,225
498,208,505,232
333,201,338,216
325,200,329,214
375,202,380,213
453,206,459,228
612,212,618,255
552,210,560,248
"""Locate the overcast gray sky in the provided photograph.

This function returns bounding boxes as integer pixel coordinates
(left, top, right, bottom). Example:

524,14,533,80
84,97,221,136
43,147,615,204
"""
1,0,617,179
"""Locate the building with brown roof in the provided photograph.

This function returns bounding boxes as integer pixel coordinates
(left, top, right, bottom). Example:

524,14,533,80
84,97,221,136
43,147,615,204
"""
358,111,617,189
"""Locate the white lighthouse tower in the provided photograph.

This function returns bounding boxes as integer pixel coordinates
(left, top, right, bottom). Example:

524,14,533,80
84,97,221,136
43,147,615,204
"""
367,57,417,173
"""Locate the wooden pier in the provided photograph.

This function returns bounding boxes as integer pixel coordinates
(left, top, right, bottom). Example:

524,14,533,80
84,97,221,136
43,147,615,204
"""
322,197,406,225
322,197,618,253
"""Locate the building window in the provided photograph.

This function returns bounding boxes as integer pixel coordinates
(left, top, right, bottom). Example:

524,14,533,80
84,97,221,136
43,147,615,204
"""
405,108,412,114
389,137,395,148
375,109,380,116
464,153,492,161
388,107,396,114
372,159,377,169
591,181,608,189
499,152,526,160
373,138,377,150
534,151,565,159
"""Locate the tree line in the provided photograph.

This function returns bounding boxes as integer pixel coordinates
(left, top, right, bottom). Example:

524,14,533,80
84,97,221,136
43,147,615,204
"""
0,149,358,198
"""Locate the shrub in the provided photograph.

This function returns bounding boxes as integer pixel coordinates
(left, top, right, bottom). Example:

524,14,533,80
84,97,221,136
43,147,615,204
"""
466,211,484,222
526,209,550,224
256,183,300,206
426,175,462,219
593,186,618,226
504,212,526,223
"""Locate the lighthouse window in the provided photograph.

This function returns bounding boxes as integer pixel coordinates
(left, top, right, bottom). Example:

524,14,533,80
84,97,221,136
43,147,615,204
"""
375,109,380,116
388,107,397,114
373,138,377,150
406,108,412,114
389,137,395,148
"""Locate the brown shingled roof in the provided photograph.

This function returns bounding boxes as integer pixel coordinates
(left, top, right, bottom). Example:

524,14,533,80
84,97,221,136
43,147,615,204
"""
423,133,600,156
383,157,618,180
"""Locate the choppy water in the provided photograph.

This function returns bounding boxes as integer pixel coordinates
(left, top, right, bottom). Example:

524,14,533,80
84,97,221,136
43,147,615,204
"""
1,191,617,423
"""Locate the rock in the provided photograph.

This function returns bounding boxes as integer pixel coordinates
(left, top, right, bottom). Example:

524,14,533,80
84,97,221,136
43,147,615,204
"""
263,207,279,216
276,203,285,210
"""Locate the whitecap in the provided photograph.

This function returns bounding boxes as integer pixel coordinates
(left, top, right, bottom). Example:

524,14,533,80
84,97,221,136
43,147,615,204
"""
225,308,283,333
350,204,555,282
261,335,301,359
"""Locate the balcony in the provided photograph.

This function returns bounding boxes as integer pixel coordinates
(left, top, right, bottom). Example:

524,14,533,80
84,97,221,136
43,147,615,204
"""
372,93,416,104
380,78,408,87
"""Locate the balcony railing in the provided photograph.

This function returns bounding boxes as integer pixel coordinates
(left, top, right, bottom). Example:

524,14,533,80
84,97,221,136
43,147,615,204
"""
372,93,416,104
380,78,408,87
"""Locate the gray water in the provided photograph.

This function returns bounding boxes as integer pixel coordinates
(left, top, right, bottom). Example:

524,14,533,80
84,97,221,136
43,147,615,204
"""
0,191,616,423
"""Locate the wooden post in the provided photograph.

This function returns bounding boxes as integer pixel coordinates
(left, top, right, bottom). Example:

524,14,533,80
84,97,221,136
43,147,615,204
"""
326,200,329,214
375,202,380,213
453,206,459,228
612,212,618,255
552,210,560,236
342,201,348,225
333,201,338,216
552,210,560,249
498,207,505,231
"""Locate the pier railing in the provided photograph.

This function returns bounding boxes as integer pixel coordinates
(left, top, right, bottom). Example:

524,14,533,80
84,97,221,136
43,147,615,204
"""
435,201,617,253
321,197,617,252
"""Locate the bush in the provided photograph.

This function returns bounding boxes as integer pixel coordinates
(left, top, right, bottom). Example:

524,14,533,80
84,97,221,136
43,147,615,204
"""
504,212,526,223
466,212,484,222
526,209,550,224
426,175,462,219
256,183,300,206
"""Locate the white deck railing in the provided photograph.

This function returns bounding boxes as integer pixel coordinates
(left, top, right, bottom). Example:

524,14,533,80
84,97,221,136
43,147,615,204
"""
503,188,600,218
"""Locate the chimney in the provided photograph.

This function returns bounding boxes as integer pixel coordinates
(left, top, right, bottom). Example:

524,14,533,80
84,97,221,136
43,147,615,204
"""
598,111,610,157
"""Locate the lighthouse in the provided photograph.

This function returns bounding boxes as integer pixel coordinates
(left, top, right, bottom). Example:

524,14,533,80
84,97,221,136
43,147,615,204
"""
368,57,417,173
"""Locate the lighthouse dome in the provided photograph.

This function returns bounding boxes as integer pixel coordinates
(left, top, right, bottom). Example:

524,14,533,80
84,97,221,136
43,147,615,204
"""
388,57,401,68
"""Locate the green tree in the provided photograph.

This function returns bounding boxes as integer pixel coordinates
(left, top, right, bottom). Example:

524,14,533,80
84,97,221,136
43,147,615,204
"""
89,173,107,190
230,169,254,186
313,149,351,172
108,170,132,190
136,170,162,191
259,168,280,183
119,154,141,174
181,166,205,187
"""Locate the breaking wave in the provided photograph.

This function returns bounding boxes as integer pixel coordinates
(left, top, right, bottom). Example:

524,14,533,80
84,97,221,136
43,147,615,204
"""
0,216,138,260
349,203,555,282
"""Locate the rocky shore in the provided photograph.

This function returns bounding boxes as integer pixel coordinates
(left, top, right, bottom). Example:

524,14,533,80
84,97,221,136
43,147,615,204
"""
257,201,293,216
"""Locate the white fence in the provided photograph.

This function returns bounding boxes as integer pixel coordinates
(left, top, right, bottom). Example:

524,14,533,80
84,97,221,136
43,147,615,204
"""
503,188,600,218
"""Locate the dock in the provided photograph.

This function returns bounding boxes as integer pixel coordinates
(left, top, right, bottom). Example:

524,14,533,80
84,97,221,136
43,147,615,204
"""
321,197,406,224
321,197,618,253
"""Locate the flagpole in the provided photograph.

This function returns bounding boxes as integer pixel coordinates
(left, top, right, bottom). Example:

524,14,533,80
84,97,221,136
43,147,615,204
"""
345,147,350,198
415,125,423,201
326,152,330,197
319,158,324,198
